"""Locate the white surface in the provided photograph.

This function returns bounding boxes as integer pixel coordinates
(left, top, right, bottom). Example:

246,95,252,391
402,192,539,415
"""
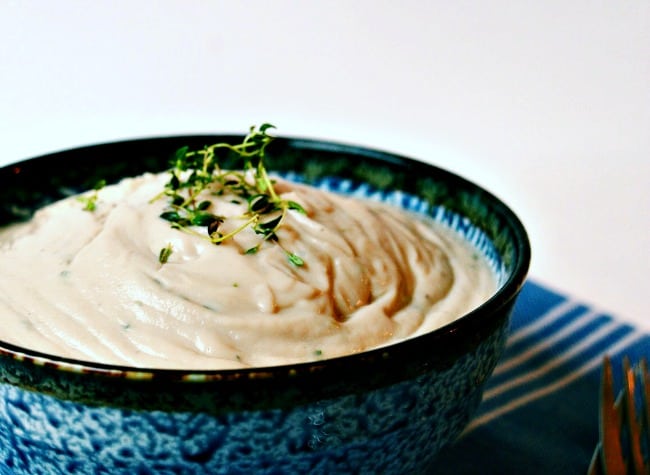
1,1,649,330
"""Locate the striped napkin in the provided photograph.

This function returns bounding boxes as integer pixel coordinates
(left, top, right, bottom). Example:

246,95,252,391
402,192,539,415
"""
433,280,649,474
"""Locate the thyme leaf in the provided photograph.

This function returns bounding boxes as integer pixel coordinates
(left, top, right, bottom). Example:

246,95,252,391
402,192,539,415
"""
159,243,174,264
78,179,106,212
286,252,304,267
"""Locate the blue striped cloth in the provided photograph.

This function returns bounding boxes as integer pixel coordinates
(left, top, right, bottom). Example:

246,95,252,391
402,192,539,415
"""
434,279,649,474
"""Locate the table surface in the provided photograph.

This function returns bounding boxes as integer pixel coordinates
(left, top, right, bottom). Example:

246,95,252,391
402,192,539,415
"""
1,1,648,331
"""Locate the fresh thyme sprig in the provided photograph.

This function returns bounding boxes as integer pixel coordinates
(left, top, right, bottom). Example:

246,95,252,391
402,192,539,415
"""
152,124,306,265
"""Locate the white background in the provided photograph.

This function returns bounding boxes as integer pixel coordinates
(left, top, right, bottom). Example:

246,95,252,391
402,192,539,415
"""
1,1,648,330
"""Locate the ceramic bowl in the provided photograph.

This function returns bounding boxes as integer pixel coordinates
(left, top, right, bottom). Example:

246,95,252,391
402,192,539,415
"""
0,134,530,475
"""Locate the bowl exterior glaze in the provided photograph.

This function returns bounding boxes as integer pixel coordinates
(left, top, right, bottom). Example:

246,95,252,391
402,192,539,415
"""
0,322,508,474
0,135,530,474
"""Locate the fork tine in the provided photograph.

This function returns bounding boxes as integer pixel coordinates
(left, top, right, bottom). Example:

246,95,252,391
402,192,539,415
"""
622,356,646,474
640,357,650,474
641,358,650,442
601,355,627,474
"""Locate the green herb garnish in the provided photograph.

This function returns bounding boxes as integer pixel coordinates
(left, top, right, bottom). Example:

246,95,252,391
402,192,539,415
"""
78,179,106,212
152,124,306,266
158,243,174,264
286,251,305,267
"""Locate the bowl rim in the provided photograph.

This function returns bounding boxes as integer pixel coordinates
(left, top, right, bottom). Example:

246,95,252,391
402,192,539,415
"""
0,133,531,384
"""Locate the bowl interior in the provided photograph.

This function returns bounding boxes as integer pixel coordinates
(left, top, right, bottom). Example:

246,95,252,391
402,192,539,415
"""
0,135,530,387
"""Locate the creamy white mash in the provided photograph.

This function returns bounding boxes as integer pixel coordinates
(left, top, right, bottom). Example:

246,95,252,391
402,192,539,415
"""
0,172,495,369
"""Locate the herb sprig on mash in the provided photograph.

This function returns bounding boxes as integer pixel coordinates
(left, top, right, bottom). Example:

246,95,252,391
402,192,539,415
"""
151,124,306,266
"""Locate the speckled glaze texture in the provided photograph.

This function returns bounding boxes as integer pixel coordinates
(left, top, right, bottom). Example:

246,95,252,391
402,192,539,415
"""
0,135,530,474
0,324,507,474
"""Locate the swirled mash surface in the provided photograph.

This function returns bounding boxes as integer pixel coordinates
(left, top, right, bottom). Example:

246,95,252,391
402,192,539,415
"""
0,173,495,369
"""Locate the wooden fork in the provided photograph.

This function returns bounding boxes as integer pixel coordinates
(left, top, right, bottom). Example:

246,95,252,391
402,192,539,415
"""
588,355,650,475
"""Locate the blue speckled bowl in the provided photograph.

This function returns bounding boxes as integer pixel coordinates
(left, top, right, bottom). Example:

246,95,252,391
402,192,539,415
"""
0,135,530,474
